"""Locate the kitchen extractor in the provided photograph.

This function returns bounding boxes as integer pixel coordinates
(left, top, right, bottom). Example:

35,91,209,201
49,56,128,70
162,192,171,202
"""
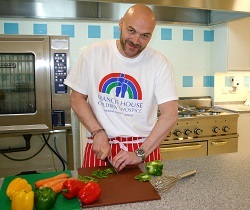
0,35,71,134
0,0,250,25
160,96,239,160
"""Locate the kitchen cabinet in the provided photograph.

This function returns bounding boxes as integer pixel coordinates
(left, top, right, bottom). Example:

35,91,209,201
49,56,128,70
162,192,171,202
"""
211,18,250,73
160,134,238,161
160,141,207,160
227,18,250,71
238,113,250,153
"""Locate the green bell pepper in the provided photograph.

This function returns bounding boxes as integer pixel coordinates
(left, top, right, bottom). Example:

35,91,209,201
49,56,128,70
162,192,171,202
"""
34,187,57,210
135,172,151,182
146,160,163,176
91,168,114,178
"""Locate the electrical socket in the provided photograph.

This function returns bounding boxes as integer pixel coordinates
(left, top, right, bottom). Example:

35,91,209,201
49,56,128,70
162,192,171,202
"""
231,76,242,87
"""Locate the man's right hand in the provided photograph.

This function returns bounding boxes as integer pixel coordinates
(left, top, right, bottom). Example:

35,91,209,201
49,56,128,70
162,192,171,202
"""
92,131,111,160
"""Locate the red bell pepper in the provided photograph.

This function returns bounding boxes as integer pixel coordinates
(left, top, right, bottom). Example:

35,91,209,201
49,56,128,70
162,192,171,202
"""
78,182,101,205
62,179,86,199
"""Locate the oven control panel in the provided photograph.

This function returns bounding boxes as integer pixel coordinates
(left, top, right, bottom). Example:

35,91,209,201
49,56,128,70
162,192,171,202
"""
164,114,239,142
54,53,67,94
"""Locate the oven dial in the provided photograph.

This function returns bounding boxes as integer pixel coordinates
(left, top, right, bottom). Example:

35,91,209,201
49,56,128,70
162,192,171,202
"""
212,126,220,133
222,126,230,132
194,128,202,135
167,132,171,137
173,129,182,137
184,129,192,136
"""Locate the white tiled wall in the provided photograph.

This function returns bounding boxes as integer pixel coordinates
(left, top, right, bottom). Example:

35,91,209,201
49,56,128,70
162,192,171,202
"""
0,18,214,96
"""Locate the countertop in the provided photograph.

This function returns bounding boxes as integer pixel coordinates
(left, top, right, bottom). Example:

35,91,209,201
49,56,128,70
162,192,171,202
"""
91,153,250,210
1,153,250,210
215,102,250,113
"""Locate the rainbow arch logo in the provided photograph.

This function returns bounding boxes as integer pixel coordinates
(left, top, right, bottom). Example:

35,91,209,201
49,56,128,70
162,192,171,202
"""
99,73,142,100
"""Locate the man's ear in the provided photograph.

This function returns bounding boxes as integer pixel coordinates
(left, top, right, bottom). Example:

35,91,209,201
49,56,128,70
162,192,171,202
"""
119,17,123,31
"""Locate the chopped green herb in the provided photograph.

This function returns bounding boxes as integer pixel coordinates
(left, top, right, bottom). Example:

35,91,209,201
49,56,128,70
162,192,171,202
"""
78,175,98,183
77,168,115,181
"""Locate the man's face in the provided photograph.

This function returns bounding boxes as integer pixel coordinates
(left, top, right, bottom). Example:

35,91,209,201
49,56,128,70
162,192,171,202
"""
119,15,155,58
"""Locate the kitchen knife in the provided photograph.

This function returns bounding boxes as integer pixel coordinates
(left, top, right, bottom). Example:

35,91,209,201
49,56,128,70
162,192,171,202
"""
105,157,118,175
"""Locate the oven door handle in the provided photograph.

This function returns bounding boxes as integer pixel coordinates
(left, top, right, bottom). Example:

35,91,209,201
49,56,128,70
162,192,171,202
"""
211,141,227,147
160,143,202,152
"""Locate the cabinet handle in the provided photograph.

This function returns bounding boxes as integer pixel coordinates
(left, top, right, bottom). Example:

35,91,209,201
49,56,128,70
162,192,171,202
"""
160,144,202,152
211,141,227,147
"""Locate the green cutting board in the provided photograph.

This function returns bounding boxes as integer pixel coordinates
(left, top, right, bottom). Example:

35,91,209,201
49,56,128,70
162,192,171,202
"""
0,170,80,210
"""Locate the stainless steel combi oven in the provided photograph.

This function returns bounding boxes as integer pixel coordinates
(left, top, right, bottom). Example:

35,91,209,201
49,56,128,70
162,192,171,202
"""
0,35,71,134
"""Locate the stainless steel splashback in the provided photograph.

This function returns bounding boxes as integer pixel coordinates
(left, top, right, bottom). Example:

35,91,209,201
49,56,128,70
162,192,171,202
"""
0,0,250,25
178,96,212,109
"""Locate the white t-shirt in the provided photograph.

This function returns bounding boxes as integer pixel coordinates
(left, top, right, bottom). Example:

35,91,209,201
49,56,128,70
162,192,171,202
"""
64,40,178,138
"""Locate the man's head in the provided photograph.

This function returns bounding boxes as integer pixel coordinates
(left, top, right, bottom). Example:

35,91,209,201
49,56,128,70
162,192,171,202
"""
118,4,156,58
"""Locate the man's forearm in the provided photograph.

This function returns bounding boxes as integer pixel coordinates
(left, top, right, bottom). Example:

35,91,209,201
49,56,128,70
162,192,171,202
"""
70,90,103,133
140,100,178,157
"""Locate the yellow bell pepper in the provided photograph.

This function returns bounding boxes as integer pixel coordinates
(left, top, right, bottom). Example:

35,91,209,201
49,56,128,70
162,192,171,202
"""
6,177,32,200
11,189,34,210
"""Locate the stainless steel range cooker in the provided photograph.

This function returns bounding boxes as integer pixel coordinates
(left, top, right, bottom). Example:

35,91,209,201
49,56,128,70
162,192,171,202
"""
160,96,239,160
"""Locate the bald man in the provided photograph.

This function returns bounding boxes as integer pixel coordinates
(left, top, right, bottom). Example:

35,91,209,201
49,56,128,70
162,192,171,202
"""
64,4,178,171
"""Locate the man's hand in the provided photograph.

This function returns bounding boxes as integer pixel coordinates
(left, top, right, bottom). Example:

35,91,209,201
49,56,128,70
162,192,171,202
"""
92,131,110,160
112,150,142,171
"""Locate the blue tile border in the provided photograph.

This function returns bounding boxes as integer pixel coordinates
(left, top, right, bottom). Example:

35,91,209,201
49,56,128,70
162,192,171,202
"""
204,30,214,42
4,23,19,34
1,22,219,44
243,76,250,87
113,26,120,39
161,28,172,40
183,76,193,87
203,76,214,87
225,76,232,87
183,29,193,41
61,24,75,37
88,25,101,38
33,24,47,35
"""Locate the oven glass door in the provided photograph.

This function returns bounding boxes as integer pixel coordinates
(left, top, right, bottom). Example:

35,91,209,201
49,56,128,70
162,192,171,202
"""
0,35,52,132
0,53,36,114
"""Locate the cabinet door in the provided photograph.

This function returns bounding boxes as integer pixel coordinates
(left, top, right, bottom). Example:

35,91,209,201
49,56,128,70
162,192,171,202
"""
160,141,207,160
228,18,250,71
238,113,250,154
208,137,238,155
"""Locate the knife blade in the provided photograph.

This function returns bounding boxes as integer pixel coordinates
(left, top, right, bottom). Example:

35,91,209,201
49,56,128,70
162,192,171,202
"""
105,157,118,175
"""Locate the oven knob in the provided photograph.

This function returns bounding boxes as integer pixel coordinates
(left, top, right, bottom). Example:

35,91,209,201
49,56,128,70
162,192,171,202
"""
167,132,171,137
212,126,220,133
222,126,230,132
184,129,192,136
194,128,202,135
173,129,182,137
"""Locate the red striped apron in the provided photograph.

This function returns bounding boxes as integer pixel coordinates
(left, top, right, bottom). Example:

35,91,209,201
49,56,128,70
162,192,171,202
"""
82,137,161,168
